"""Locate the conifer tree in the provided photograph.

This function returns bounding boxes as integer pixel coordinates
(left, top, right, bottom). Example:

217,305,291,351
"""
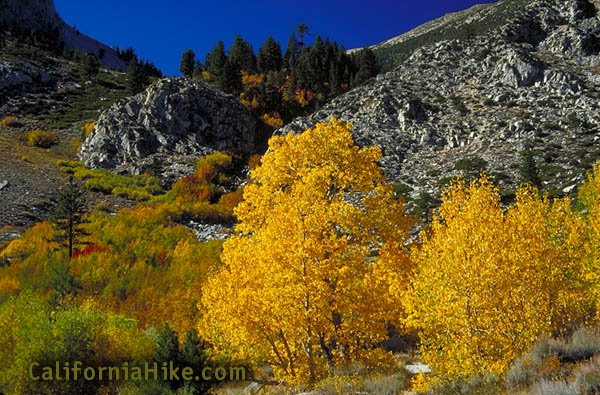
296,23,309,48
328,60,341,96
80,53,99,81
155,323,180,389
126,58,148,95
51,176,87,260
193,60,203,79
283,30,299,68
220,59,242,94
228,34,256,73
179,49,195,78
205,41,227,82
355,47,379,84
520,148,541,188
257,35,282,74
48,257,82,311
180,329,210,393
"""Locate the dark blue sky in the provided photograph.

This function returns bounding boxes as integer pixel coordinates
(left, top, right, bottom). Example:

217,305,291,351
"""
55,0,496,76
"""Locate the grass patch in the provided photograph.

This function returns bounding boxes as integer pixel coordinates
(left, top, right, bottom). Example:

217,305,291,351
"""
38,72,131,130
57,160,162,201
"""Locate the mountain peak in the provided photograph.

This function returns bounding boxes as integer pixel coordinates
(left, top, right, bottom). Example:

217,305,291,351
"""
0,0,125,69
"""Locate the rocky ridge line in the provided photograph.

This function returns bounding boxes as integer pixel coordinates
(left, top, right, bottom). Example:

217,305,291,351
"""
277,0,600,204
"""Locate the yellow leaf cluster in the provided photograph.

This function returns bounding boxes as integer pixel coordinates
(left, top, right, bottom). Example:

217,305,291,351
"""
81,121,96,137
261,112,284,129
27,129,58,148
200,119,414,384
403,176,596,379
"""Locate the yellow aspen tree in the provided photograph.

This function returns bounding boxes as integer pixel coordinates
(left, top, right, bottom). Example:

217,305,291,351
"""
578,164,600,311
403,176,595,380
199,119,413,384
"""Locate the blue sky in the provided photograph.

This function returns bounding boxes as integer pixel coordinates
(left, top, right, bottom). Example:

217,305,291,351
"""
55,0,496,76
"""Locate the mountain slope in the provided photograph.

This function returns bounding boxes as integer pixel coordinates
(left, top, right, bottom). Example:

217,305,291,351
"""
0,0,125,69
279,0,600,212
351,0,530,69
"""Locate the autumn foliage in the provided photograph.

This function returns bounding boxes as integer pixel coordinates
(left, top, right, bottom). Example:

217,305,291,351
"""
27,129,58,148
403,176,597,382
5,116,600,392
200,119,414,384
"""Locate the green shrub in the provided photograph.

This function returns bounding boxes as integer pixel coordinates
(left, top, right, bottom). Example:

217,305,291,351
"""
57,160,163,201
425,169,441,177
454,157,488,173
393,182,413,199
199,151,233,172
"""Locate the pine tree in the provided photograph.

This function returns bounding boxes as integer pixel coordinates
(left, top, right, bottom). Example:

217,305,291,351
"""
51,176,87,260
156,323,179,363
296,23,309,48
257,35,282,74
126,58,148,95
311,35,328,91
228,34,256,73
283,30,299,68
205,41,227,83
179,49,195,78
296,47,315,90
220,59,242,94
193,60,203,79
520,148,541,188
258,73,281,113
355,47,379,84
155,323,180,389
80,53,99,81
48,257,82,311
180,329,210,394
328,60,341,96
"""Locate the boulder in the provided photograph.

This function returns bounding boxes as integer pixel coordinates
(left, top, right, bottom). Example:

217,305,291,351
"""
492,47,544,88
78,78,256,177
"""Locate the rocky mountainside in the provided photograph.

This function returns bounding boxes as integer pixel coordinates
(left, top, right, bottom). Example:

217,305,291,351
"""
0,0,125,69
79,78,257,182
278,0,600,207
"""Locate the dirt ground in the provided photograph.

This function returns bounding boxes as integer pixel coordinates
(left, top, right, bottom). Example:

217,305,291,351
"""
0,122,133,238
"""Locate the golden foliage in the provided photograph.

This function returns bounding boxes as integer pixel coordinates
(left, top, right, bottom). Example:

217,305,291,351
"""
0,116,18,129
578,164,600,313
241,71,264,86
200,119,414,384
81,121,96,137
27,130,58,148
403,176,596,379
261,112,284,129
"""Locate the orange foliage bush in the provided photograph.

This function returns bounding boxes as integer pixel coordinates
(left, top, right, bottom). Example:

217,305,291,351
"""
261,112,284,129
218,189,244,210
241,71,264,86
172,176,216,203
